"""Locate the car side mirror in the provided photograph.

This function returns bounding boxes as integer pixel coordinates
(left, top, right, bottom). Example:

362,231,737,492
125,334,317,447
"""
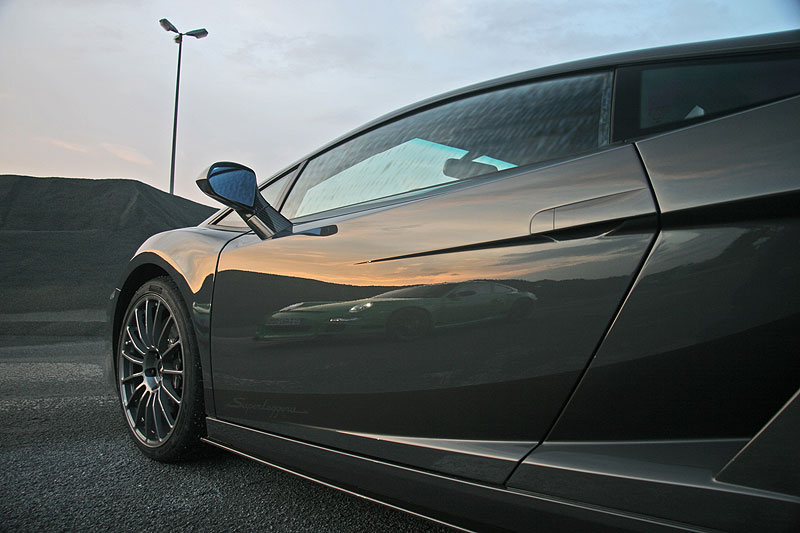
197,161,258,210
197,161,293,239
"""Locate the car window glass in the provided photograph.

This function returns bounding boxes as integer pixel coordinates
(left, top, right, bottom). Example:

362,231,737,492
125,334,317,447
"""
283,71,613,219
374,284,455,299
615,53,800,140
463,282,492,295
213,170,294,227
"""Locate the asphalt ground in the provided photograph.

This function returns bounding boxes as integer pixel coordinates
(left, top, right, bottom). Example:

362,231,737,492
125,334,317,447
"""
0,335,452,532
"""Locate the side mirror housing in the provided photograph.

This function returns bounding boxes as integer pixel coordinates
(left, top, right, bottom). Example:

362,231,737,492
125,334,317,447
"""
197,162,292,239
196,161,258,209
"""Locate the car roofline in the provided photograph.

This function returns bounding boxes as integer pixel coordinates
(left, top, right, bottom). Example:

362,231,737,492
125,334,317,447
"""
264,30,800,180
200,28,800,228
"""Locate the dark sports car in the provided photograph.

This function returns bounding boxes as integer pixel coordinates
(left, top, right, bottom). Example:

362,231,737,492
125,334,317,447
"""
111,30,800,531
256,281,537,341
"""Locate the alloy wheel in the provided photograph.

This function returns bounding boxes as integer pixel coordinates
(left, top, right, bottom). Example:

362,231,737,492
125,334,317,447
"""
118,294,184,447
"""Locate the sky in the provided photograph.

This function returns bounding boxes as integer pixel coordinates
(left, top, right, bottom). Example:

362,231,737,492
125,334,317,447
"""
1,0,798,207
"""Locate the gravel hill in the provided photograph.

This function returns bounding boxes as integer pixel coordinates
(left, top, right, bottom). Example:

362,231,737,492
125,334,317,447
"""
0,175,217,315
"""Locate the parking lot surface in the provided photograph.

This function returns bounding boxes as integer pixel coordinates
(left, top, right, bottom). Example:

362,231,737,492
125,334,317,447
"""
0,335,451,532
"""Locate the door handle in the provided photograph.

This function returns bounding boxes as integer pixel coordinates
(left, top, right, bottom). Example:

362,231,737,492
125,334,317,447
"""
530,188,653,234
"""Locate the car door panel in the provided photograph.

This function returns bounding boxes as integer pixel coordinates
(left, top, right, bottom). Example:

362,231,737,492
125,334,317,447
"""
543,99,800,444
209,145,658,483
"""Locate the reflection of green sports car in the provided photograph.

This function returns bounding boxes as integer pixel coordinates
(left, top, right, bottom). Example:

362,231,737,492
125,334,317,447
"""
256,281,537,341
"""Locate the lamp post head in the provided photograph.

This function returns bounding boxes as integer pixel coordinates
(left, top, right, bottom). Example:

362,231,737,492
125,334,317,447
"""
185,28,208,39
159,18,179,33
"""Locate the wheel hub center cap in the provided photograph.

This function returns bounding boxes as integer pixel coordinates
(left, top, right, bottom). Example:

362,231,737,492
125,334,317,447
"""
143,349,162,391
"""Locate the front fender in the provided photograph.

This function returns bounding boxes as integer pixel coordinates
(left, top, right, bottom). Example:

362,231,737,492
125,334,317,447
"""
108,226,247,418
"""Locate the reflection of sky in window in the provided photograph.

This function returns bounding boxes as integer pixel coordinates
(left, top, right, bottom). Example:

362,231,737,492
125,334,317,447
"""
472,155,517,170
297,138,466,216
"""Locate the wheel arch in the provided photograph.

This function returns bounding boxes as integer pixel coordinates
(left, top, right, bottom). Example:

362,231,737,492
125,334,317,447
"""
109,225,231,418
110,254,196,379
386,305,433,340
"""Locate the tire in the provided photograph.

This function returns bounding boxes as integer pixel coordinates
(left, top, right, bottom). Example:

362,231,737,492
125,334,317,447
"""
116,276,205,462
508,298,534,321
387,308,431,341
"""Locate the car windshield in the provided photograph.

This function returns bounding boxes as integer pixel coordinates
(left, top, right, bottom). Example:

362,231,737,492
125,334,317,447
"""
373,284,457,299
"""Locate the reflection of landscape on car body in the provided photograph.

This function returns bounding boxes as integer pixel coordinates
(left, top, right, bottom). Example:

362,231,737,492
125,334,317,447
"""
210,231,650,399
256,280,537,342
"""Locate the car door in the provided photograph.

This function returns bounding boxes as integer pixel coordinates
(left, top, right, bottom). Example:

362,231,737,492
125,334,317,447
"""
209,70,659,484
439,282,494,326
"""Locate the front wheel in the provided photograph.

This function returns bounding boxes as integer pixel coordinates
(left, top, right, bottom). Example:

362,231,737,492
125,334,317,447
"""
116,277,205,461
387,308,431,341
508,298,534,321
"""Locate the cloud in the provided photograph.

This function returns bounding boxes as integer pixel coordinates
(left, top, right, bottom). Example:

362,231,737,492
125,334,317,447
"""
100,143,153,166
41,137,90,153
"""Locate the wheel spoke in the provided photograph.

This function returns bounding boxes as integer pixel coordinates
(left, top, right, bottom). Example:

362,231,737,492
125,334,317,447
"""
160,341,181,359
126,381,146,410
152,390,166,439
161,368,183,376
158,389,176,429
121,348,144,366
134,389,150,429
144,299,153,347
157,315,175,350
151,301,165,349
162,381,181,405
126,326,148,356
143,391,155,438
135,307,149,348
121,371,143,384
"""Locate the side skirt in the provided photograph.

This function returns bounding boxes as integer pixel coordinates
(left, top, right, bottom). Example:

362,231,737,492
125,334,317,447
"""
203,417,709,532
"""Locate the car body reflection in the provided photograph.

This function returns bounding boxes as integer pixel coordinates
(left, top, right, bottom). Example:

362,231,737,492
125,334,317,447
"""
256,280,537,341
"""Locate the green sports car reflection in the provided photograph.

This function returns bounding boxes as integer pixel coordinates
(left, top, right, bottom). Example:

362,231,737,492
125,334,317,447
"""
256,281,537,341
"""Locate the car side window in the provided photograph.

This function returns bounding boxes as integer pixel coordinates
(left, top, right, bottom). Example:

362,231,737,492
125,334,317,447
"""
452,282,492,297
282,71,613,220
212,167,296,228
492,284,513,294
614,52,800,140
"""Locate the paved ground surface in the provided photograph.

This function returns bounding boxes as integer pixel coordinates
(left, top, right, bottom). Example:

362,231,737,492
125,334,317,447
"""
0,334,453,532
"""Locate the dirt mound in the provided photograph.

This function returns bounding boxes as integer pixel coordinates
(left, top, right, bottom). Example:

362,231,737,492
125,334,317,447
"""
0,175,218,314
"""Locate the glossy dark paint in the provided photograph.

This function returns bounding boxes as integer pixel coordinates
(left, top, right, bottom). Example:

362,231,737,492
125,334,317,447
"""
504,96,800,528
546,100,800,442
209,145,657,483
110,226,241,417
717,388,800,497
545,223,800,441
111,31,800,532
203,418,685,533
507,439,799,531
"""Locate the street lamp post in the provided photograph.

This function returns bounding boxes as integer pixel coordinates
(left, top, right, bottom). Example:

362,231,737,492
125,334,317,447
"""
159,18,208,196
